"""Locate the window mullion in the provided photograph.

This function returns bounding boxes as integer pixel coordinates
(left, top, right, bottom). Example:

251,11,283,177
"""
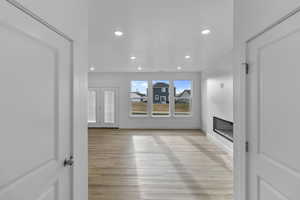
148,80,152,116
170,80,175,116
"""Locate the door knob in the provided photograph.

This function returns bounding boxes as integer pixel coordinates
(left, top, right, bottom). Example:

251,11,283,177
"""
64,155,74,167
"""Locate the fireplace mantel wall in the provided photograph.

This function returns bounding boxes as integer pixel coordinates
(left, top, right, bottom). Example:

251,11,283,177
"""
201,60,233,155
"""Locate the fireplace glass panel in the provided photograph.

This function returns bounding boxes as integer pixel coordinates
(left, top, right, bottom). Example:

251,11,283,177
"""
213,117,233,142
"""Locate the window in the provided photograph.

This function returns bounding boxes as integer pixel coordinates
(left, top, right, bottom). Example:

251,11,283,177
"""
88,89,97,123
174,80,192,116
130,81,148,116
152,80,170,116
130,80,192,117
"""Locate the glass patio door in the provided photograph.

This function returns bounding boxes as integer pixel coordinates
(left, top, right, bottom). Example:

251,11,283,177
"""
88,87,118,128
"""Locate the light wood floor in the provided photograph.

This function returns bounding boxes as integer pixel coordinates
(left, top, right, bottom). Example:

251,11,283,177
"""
89,129,233,200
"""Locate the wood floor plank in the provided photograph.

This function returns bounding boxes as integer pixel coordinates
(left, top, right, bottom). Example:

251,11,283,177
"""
89,129,233,200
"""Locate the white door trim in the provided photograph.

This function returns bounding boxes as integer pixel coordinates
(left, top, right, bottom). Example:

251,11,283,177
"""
6,0,73,42
5,1,81,199
234,6,300,200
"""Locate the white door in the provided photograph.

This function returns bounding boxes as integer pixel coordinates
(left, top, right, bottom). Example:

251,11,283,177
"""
88,88,118,128
0,2,72,200
160,96,167,104
246,10,300,200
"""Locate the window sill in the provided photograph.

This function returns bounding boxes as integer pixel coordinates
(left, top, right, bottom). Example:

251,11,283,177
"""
151,115,171,118
174,115,192,118
173,113,192,118
129,114,148,118
128,114,193,118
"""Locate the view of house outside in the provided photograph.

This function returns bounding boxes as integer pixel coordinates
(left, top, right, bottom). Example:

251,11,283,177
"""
130,80,148,115
174,80,192,115
152,80,170,116
130,80,192,116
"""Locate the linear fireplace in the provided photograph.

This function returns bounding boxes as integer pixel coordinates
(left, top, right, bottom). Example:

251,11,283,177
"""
213,117,233,142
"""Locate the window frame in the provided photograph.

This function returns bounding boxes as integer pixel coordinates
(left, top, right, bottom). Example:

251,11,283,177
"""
129,79,193,118
173,80,193,117
129,80,149,117
151,80,171,117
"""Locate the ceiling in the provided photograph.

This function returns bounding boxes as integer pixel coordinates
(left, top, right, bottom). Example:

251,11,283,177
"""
89,0,233,72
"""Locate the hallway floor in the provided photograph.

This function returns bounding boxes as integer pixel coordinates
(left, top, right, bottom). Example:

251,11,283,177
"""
89,129,233,200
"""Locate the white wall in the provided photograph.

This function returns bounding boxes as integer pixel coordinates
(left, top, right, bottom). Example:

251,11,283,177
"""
201,53,233,154
89,72,202,129
13,1,89,200
234,1,300,199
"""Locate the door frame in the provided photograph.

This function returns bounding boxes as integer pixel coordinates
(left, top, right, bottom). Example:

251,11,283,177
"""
5,1,83,199
234,6,300,200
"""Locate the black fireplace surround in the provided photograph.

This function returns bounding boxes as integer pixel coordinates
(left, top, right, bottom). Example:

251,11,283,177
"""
213,117,234,142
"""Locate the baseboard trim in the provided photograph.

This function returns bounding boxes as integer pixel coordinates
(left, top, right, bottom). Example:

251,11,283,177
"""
88,127,120,129
207,133,233,157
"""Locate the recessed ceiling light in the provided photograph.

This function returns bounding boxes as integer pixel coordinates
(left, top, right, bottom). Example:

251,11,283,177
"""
185,55,191,59
177,66,182,70
201,29,211,35
114,31,124,37
137,66,142,71
89,67,95,71
130,56,137,60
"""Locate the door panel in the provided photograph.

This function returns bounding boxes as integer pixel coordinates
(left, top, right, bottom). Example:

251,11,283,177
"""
103,89,115,124
88,89,97,123
0,2,71,200
259,179,288,200
247,10,300,200
37,185,57,200
100,88,118,127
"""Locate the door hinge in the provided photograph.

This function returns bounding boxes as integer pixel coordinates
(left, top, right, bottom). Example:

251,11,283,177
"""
242,63,249,74
245,141,249,153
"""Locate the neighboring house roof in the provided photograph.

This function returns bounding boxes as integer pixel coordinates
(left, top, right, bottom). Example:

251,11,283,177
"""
177,89,191,97
130,92,146,98
153,82,169,88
